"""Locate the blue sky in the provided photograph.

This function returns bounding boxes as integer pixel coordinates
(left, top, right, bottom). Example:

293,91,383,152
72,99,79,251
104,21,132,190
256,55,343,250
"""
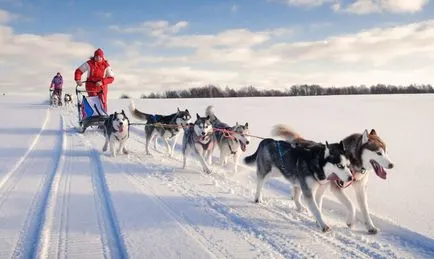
1,0,434,97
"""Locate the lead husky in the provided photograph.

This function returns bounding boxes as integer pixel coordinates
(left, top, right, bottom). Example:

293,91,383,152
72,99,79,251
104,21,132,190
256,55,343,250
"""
275,126,394,234
205,105,250,174
244,127,353,232
129,101,191,157
102,110,130,157
182,114,215,174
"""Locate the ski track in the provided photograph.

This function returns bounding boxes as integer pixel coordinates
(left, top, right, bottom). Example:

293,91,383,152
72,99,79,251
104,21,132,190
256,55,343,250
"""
0,109,50,192
0,110,63,258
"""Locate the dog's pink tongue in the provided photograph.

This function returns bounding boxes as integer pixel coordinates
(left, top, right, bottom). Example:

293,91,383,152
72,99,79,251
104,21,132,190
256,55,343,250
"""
118,125,124,133
327,173,340,181
375,166,387,180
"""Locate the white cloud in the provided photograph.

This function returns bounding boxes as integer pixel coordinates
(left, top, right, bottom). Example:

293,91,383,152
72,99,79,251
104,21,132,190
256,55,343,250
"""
0,9,10,23
344,0,429,14
109,20,188,37
1,13,434,98
231,4,239,12
270,0,430,14
269,0,335,7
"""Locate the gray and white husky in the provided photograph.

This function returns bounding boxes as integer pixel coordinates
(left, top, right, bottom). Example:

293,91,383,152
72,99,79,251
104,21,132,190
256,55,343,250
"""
182,114,215,174
129,101,191,157
275,126,394,234
102,110,130,157
205,105,250,174
244,127,353,232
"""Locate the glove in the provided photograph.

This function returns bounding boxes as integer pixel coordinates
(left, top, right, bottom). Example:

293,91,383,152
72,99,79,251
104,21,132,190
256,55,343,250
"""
76,80,82,86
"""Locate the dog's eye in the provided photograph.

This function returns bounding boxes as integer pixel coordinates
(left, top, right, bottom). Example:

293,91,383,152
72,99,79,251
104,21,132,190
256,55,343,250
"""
336,163,344,169
376,151,382,156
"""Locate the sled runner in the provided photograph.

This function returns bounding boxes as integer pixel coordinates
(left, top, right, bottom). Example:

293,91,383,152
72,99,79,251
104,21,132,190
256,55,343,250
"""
75,83,108,133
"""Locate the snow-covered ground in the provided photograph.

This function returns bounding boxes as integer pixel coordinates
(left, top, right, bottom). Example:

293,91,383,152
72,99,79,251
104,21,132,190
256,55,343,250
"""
0,94,433,258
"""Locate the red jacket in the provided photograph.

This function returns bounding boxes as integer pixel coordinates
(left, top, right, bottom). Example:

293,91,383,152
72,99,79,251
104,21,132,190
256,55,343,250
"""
74,59,114,91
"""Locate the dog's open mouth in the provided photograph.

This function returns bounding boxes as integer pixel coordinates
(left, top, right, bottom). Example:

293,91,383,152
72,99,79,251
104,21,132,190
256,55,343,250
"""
118,125,124,133
370,160,387,179
327,173,340,181
240,142,247,152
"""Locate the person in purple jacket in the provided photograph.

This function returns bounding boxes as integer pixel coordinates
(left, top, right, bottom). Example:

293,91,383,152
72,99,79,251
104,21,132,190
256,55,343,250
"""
50,72,63,105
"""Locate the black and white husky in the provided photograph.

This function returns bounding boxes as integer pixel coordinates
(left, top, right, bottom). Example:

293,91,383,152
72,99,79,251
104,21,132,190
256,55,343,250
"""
244,126,353,232
182,114,215,174
102,110,130,157
129,101,191,157
63,93,73,109
205,105,250,174
275,126,395,234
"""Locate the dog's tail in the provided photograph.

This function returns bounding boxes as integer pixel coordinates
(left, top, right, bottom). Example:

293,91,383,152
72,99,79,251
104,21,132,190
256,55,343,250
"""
205,105,217,121
272,124,302,143
129,100,153,121
244,149,258,165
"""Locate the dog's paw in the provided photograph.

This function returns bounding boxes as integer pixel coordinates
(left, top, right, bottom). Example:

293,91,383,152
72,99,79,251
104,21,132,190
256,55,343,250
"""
322,225,332,233
368,227,379,235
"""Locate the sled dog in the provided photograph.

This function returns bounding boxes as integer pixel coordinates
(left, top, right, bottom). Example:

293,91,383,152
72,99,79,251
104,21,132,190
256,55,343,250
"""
182,114,215,174
274,125,394,234
102,110,130,157
129,101,191,157
244,126,353,232
205,105,250,174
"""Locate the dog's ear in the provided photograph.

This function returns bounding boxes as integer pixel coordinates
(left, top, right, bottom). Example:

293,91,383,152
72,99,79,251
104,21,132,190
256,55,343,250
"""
370,129,377,135
339,140,344,150
245,122,248,128
121,109,125,115
362,129,369,144
235,121,239,126
185,109,189,114
196,113,200,120
324,142,330,157
206,115,210,120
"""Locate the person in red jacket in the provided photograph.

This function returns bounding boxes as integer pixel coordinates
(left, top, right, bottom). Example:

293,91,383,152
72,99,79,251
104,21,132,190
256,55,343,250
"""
74,48,114,111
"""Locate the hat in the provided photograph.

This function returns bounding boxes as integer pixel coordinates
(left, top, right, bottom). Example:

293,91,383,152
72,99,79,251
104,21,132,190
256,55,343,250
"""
94,48,104,58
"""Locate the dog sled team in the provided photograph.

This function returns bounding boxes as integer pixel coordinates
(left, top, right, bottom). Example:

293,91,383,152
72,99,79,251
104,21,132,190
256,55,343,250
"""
123,102,394,234
52,48,395,234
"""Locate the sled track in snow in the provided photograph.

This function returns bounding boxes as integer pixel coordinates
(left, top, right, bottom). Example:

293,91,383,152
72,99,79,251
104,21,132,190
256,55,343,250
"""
89,149,129,259
123,172,233,259
12,115,65,258
126,152,313,259
0,110,50,197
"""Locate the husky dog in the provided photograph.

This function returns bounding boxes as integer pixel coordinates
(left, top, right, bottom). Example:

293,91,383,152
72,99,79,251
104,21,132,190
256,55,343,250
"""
51,93,60,107
102,110,130,157
129,101,191,157
182,114,215,174
244,127,353,232
274,126,394,234
63,93,73,108
205,105,250,174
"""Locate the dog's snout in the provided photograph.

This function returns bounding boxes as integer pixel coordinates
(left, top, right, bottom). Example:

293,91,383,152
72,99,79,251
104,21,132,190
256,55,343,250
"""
201,132,206,136
348,175,353,182
119,122,123,125
246,140,250,145
388,163,394,169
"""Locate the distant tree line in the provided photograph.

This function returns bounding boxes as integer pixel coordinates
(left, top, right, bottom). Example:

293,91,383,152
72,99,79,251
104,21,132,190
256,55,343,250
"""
135,84,434,99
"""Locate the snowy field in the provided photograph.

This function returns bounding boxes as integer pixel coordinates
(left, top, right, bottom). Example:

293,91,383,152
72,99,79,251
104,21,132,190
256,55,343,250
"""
0,94,433,258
